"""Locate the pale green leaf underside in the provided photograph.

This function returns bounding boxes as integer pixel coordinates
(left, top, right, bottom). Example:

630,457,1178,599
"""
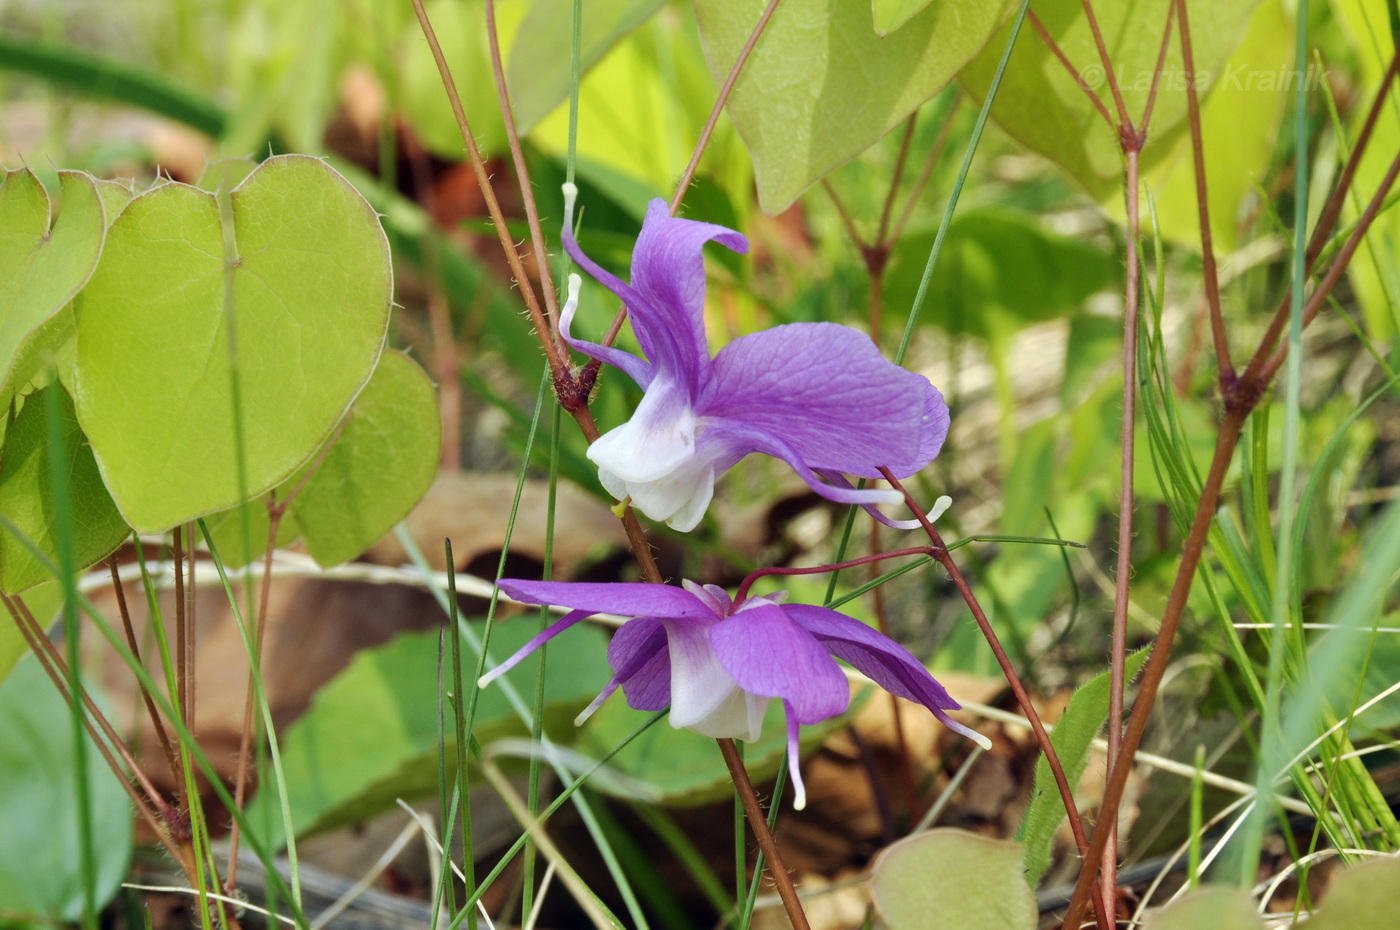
0,384,128,594
959,0,1261,199
694,0,1014,214
291,350,441,568
1142,886,1262,930
74,155,391,532
872,829,1035,930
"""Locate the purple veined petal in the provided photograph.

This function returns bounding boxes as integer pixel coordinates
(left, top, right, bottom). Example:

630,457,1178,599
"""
661,617,767,740
785,604,991,750
782,701,808,811
680,580,730,617
628,198,747,389
478,609,593,689
704,322,943,478
608,617,672,711
709,602,849,725
497,579,716,621
701,418,905,508
558,273,654,387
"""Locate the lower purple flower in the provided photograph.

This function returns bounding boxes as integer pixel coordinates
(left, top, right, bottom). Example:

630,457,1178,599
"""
478,578,989,810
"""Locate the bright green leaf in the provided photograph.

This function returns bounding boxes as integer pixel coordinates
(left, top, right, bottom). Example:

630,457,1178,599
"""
245,621,610,842
1019,647,1151,886
507,0,666,132
872,0,938,36
0,384,128,594
290,350,441,567
1300,857,1400,930
693,0,1014,213
0,656,133,922
399,0,508,158
1142,885,1263,930
872,829,1035,930
1144,0,1293,252
74,155,392,532
959,0,1261,200
1,169,113,395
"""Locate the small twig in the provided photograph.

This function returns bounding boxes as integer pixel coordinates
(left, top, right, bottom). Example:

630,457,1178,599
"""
877,468,1111,930
1174,0,1234,385
875,114,919,247
484,0,563,352
1136,1,1177,139
588,0,783,366
1076,0,1132,127
888,98,960,247
1027,10,1115,131
823,179,869,253
408,0,567,379
717,738,811,930
107,555,182,785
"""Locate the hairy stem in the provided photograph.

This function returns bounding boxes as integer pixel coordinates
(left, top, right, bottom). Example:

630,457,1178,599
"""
717,737,811,930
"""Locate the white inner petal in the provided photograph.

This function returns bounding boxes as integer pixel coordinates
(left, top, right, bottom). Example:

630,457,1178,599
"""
662,619,768,741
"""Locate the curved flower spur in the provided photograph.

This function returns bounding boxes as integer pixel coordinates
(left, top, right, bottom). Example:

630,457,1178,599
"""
557,184,951,531
478,578,991,810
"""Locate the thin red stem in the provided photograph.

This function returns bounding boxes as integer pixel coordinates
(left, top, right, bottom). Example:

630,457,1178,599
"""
878,469,1112,930
1174,0,1234,384
1077,0,1132,127
1136,0,1177,138
1027,10,1115,131
734,546,934,604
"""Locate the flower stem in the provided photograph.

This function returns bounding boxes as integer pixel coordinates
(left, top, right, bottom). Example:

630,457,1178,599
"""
716,737,811,930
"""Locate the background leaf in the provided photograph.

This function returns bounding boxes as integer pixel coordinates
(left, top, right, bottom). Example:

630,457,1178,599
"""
245,620,611,843
74,155,391,532
0,656,133,923
959,0,1261,199
693,0,1014,213
1141,885,1263,930
1019,647,1151,886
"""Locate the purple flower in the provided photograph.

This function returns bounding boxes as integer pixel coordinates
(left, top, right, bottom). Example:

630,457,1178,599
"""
557,184,950,532
478,578,989,809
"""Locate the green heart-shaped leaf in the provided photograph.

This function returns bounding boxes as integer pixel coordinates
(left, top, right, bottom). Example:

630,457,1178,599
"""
872,829,1035,930
74,155,391,532
291,350,441,567
0,169,130,397
0,383,128,594
693,0,1014,213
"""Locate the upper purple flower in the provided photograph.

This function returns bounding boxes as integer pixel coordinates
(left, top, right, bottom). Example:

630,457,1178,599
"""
558,184,950,532
479,578,989,809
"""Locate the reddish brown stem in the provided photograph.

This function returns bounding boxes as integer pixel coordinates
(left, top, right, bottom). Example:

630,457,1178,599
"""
1135,0,1177,139
717,737,811,930
1077,0,1131,127
734,546,934,604
877,469,1112,930
1103,140,1143,914
889,98,960,247
1174,0,1234,385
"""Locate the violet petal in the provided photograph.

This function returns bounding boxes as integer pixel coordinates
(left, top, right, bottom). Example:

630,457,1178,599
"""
497,579,715,620
608,617,672,711
710,602,849,725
